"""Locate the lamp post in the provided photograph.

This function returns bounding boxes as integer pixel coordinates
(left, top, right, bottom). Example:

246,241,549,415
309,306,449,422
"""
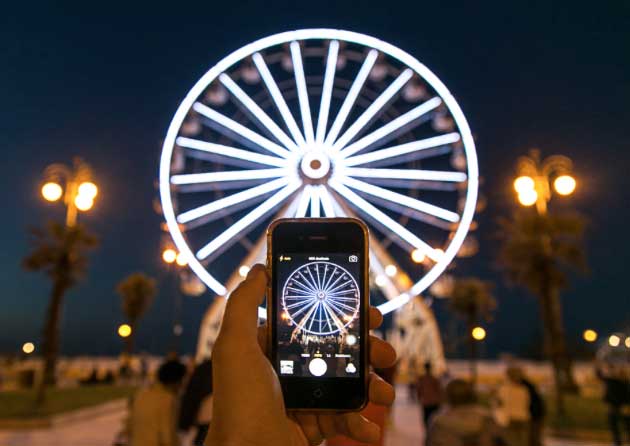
513,149,576,215
162,248,188,352
40,158,98,226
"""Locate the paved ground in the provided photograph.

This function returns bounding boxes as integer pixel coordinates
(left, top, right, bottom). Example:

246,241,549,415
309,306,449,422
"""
0,386,609,446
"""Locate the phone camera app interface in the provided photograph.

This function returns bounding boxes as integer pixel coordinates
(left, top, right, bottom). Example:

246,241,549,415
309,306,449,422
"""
276,253,361,379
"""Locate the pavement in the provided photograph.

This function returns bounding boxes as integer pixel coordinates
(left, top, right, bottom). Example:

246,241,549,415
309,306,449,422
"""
0,385,610,446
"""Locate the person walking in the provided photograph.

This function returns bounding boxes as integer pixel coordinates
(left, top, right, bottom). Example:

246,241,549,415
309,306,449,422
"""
426,379,501,446
129,359,187,446
179,359,213,446
496,366,531,446
597,362,630,446
519,371,545,446
416,362,444,430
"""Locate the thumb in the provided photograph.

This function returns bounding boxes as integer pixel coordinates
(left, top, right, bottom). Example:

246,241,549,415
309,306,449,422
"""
217,264,268,345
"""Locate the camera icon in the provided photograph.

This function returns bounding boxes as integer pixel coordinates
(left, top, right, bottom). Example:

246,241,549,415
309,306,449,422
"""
348,255,358,263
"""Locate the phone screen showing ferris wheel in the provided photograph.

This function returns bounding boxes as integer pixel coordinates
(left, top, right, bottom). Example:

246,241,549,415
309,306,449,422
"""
275,253,362,379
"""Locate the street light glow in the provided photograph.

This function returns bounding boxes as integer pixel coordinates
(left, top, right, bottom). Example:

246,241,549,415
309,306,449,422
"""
583,329,597,343
411,249,426,263
385,264,397,277
176,252,188,266
74,194,94,211
22,342,35,354
78,182,98,199
518,188,538,206
625,337,630,349
162,248,177,264
514,176,535,194
42,182,63,202
471,326,486,341
609,334,621,347
554,175,576,196
118,324,132,338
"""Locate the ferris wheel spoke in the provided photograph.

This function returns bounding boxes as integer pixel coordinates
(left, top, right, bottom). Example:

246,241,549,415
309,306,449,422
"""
326,280,354,295
307,303,320,331
329,178,439,261
323,269,344,292
339,96,442,158
286,299,315,310
293,275,317,293
193,103,292,159
294,302,320,330
290,42,315,144
176,137,287,167
288,283,316,294
326,299,356,313
177,177,290,224
316,40,339,144
171,168,288,185
339,176,460,223
310,186,321,217
314,263,322,289
252,53,306,147
343,132,461,167
324,49,379,146
306,267,320,292
196,180,300,260
332,69,413,152
322,302,347,333
218,74,300,152
319,186,336,217
295,185,312,217
343,167,467,183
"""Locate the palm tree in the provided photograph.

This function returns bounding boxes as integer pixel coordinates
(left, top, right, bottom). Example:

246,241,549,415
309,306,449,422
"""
499,211,587,412
448,277,497,384
23,221,98,403
116,273,157,354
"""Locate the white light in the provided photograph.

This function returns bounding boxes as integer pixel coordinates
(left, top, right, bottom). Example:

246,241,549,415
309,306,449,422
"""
176,137,287,167
625,337,630,349
344,167,467,182
295,185,313,217
290,41,315,144
319,186,336,217
74,194,94,211
329,178,439,261
252,53,306,147
309,358,328,376
42,182,63,202
219,74,300,152
375,274,387,286
346,334,357,346
193,102,291,159
324,49,378,146
300,150,330,179
609,335,621,347
171,168,287,185
310,186,321,217
385,264,397,277
340,96,442,158
332,69,413,151
22,342,35,354
514,176,535,193
159,29,479,302
339,175,460,222
78,182,98,199
177,177,290,224
239,265,250,277
344,133,461,167
345,363,357,373
316,40,339,144
377,293,410,315
518,188,538,206
196,180,301,260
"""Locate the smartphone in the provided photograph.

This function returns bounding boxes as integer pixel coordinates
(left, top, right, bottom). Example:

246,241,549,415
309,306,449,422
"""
266,218,369,411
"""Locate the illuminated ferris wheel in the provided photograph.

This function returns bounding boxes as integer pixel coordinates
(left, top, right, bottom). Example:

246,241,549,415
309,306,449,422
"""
282,262,360,336
159,29,478,360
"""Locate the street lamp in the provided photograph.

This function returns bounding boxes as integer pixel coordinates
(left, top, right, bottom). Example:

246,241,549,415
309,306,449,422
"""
22,342,35,354
40,158,98,226
513,149,576,214
471,326,486,341
118,324,132,338
583,329,598,343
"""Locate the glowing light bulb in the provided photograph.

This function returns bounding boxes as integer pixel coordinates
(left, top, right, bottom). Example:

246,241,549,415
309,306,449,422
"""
514,176,535,194
554,175,576,196
411,249,426,263
471,326,486,341
583,329,597,343
609,335,620,347
518,188,538,206
42,182,63,201
176,252,188,266
78,182,98,199
385,264,397,277
22,342,35,354
118,324,132,338
162,248,177,264
74,194,94,211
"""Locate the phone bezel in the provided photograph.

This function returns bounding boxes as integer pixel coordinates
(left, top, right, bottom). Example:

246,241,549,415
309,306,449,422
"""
266,218,370,411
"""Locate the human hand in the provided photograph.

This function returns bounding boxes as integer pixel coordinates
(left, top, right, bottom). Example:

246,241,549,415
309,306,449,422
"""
205,264,396,446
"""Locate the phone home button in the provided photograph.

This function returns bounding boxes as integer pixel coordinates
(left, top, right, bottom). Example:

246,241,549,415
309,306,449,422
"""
313,388,324,399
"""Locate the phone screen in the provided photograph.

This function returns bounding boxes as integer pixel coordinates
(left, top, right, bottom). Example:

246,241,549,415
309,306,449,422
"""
275,252,362,379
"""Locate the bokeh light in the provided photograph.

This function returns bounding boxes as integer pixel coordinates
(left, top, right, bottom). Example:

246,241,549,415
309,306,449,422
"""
162,248,177,264
118,324,132,338
554,175,576,196
471,326,486,341
42,182,63,202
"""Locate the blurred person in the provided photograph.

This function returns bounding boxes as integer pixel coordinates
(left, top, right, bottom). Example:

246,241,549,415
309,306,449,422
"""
596,362,630,446
417,361,444,430
496,367,531,446
129,359,187,446
518,370,545,446
204,264,397,446
179,359,213,446
426,379,500,446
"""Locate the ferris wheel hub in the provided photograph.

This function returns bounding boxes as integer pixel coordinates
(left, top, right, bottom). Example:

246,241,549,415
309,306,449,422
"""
300,149,331,181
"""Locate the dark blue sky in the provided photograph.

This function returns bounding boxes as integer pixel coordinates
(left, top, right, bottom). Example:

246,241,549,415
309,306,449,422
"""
1,2,629,357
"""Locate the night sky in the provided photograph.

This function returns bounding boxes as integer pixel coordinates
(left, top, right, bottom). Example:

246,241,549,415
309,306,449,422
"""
1,2,629,357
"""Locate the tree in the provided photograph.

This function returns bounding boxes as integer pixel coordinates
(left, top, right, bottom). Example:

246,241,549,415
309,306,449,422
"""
448,277,496,384
23,221,98,403
116,273,157,354
499,211,587,412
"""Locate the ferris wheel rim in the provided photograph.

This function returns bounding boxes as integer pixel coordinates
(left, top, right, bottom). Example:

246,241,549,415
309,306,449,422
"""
159,28,479,312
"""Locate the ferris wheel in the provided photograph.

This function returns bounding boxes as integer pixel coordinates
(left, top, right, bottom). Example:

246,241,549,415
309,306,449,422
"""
159,29,478,359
